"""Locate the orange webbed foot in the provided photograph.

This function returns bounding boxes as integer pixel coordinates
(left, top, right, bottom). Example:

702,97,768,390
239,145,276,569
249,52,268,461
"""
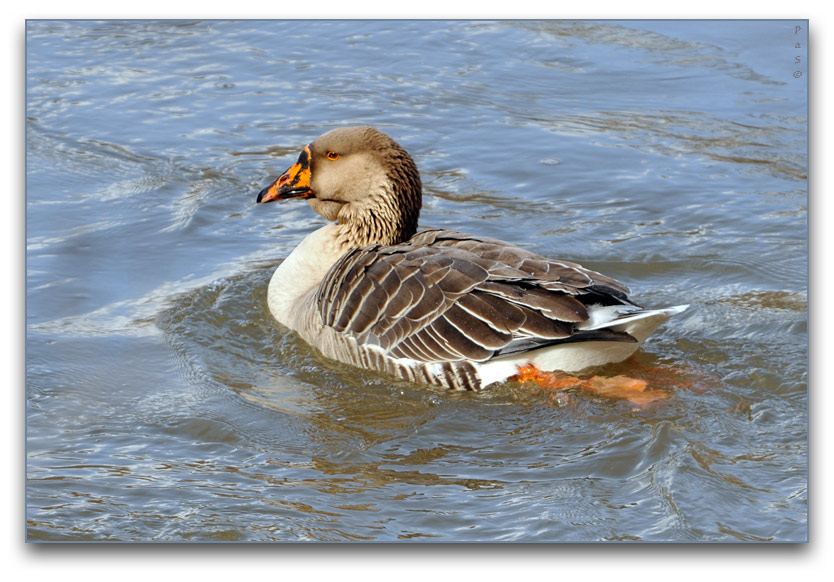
581,375,669,406
511,364,671,408
511,364,584,390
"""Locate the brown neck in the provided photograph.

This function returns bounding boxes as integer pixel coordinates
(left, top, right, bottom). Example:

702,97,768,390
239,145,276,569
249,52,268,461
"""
338,153,422,248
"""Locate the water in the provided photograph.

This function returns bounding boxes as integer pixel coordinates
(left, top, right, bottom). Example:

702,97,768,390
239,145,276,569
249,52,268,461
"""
26,20,808,542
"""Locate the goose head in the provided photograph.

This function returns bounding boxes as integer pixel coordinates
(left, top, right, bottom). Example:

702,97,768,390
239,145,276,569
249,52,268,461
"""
257,126,422,247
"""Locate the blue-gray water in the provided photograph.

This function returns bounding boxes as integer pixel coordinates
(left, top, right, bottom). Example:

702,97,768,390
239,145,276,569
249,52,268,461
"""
26,20,807,542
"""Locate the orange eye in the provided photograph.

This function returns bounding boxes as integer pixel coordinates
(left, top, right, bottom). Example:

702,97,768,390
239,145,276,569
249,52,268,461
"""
326,151,340,160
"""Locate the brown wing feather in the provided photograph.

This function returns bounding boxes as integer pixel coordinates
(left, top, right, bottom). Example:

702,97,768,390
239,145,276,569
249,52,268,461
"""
316,229,633,363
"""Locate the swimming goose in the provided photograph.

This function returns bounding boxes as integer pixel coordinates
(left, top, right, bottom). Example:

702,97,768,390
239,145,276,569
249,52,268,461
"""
256,126,687,391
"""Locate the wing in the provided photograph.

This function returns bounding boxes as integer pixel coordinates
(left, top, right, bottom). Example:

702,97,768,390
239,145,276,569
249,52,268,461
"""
316,229,635,363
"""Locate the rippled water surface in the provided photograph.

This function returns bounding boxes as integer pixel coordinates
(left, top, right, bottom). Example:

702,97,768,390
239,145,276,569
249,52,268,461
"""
26,20,808,542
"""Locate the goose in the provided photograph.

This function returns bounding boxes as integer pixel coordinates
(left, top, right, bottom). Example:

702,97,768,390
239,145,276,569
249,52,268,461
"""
255,126,687,392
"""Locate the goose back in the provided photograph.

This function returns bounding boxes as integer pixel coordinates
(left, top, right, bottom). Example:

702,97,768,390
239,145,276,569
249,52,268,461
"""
310,228,640,389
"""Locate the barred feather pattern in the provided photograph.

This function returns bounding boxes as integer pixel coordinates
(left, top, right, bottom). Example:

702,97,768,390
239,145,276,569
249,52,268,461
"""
313,228,635,390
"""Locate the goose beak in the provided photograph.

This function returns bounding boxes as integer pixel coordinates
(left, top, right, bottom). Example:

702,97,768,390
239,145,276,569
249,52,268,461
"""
257,145,314,203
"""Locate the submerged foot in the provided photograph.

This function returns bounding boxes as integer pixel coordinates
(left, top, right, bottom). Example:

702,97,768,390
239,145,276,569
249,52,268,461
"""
510,364,670,407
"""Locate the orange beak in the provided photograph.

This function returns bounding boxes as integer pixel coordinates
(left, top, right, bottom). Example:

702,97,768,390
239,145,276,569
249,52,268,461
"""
256,145,313,203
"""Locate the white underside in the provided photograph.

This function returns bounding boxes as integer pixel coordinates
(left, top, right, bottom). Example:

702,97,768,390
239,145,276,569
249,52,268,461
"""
267,225,347,330
475,304,689,387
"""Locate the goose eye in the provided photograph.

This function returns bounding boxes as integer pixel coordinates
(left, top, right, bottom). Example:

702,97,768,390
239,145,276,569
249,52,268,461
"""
326,151,340,160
